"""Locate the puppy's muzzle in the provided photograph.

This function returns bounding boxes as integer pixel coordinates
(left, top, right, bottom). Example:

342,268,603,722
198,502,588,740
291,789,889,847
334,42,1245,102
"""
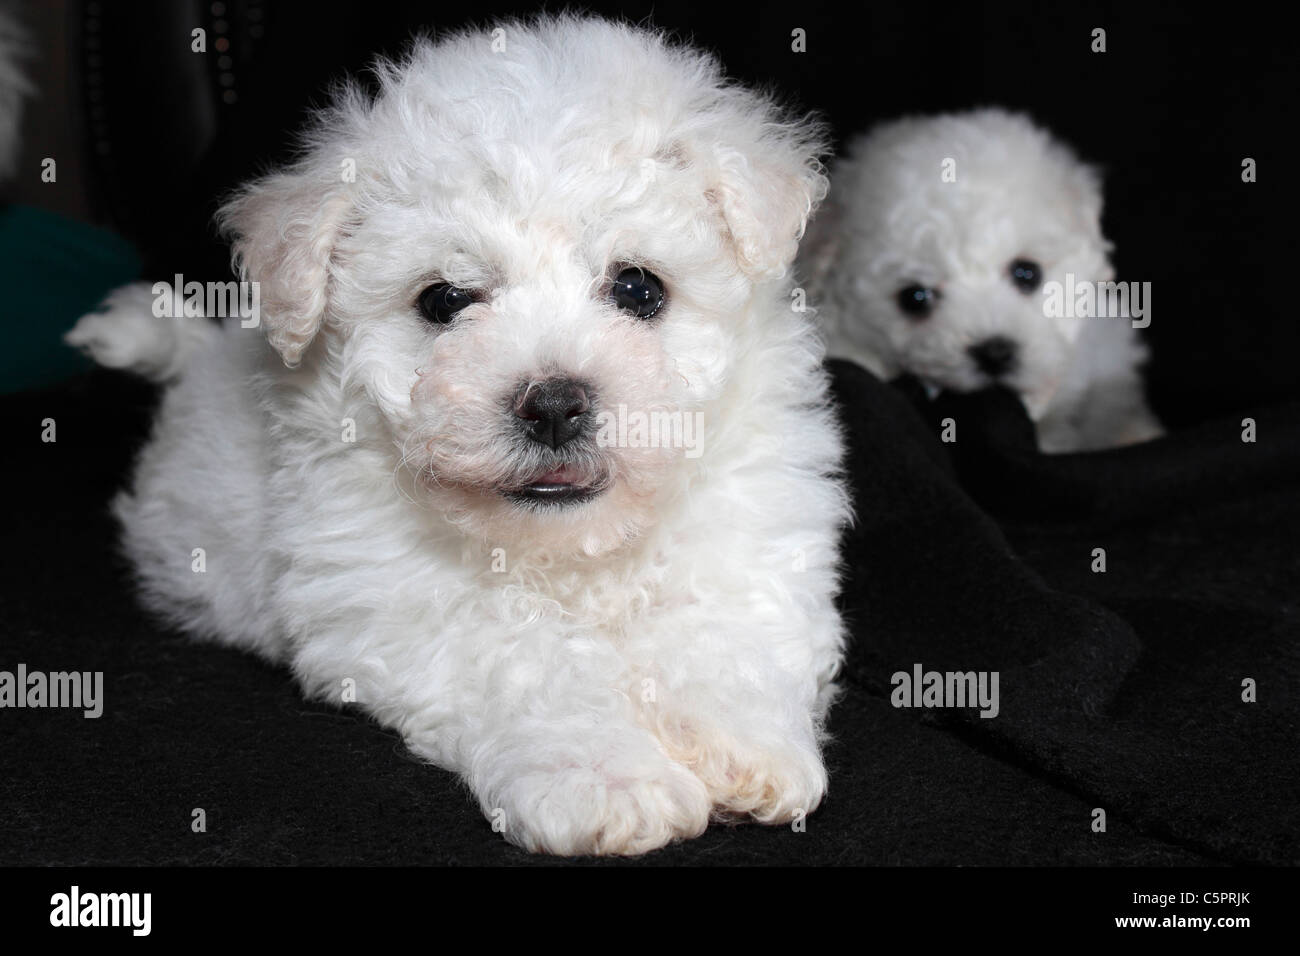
514,378,592,450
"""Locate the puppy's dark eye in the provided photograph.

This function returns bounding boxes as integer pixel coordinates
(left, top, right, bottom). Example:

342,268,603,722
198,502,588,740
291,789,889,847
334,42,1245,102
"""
1008,259,1042,293
896,284,938,319
416,283,476,324
610,267,665,319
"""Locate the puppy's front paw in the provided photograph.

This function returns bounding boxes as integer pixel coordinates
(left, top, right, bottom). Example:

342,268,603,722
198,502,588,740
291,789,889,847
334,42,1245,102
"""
479,738,711,856
657,720,828,824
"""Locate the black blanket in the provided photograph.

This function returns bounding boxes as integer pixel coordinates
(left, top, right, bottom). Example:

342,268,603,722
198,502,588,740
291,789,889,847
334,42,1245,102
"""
2,361,1296,865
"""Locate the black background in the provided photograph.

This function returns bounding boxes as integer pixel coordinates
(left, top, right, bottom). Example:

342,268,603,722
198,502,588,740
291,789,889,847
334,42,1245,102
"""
68,0,1297,428
5,0,1299,876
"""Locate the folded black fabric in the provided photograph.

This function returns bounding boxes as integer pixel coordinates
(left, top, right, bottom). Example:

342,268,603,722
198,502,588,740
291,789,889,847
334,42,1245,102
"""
904,376,1300,528
1,364,1291,864
852,364,1300,864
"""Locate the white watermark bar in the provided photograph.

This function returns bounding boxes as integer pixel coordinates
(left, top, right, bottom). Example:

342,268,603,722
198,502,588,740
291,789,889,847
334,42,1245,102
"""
1042,273,1151,329
151,274,260,328
890,663,999,718
594,405,705,459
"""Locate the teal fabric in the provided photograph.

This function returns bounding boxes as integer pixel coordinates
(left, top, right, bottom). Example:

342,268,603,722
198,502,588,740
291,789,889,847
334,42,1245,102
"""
0,204,141,393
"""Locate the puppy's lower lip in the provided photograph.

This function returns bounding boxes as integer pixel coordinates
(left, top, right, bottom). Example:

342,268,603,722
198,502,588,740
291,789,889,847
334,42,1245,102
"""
505,464,601,504
505,483,599,505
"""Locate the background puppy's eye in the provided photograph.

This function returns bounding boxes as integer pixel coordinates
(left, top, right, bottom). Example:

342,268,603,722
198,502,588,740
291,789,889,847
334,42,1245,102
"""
1008,259,1042,293
610,266,665,319
416,283,476,324
896,284,938,319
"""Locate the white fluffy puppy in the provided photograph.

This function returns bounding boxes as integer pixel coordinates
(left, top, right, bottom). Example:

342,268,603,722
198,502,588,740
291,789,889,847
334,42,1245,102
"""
66,16,848,856
803,108,1162,452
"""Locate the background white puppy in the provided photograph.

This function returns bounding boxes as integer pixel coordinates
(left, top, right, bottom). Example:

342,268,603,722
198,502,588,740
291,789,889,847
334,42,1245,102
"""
803,108,1162,452
66,16,848,856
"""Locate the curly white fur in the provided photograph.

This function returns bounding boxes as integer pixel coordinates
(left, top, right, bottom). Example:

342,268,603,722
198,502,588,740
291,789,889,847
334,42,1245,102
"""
802,108,1162,452
66,15,849,856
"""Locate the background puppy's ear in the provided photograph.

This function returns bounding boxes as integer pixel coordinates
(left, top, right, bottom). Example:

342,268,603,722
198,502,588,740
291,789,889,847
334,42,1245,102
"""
795,190,844,294
1061,159,1115,280
705,115,830,281
217,170,352,366
1065,161,1105,239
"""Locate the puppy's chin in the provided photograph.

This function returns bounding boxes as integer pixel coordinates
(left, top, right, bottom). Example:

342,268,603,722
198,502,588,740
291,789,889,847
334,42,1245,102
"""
418,461,667,559
1019,387,1057,421
1015,368,1067,420
915,371,1060,420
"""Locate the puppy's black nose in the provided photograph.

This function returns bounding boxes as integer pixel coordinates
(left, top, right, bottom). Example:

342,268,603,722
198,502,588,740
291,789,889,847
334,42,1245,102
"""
968,336,1019,377
514,379,591,449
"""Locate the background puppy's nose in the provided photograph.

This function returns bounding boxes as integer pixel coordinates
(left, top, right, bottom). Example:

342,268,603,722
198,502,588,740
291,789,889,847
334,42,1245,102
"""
514,379,591,449
968,336,1019,377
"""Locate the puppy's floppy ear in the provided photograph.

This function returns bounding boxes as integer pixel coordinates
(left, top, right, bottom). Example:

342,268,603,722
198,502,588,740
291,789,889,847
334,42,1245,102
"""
703,112,830,281
217,169,352,367
1061,159,1116,279
1066,161,1106,237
